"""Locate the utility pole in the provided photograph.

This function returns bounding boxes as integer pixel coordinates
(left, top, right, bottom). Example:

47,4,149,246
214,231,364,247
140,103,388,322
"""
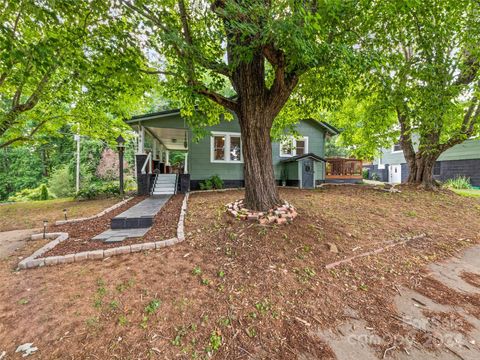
74,130,80,193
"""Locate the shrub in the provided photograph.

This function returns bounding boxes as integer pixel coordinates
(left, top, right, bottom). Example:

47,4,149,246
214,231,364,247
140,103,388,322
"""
200,175,224,190
49,165,74,198
370,172,381,181
443,176,472,190
362,169,369,180
75,181,121,200
75,184,101,200
39,184,49,200
8,184,54,202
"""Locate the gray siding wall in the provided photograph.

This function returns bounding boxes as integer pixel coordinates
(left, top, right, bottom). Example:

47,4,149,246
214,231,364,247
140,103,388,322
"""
375,138,480,165
365,160,480,186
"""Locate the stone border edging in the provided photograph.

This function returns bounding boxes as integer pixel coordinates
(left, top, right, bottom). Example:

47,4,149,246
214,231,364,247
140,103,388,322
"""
54,197,133,225
17,194,189,270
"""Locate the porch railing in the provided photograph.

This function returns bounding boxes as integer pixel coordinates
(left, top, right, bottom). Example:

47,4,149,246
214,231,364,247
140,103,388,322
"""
326,158,363,179
141,152,153,174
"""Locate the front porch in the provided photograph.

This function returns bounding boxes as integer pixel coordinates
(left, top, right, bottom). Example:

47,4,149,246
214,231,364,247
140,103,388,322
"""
127,111,191,195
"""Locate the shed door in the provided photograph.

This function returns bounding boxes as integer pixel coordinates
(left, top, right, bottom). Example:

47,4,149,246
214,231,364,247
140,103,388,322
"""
302,159,315,189
389,164,401,184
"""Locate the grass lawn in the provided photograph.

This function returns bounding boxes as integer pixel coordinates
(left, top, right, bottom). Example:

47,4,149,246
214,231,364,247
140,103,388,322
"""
0,186,479,358
452,188,480,198
0,197,121,232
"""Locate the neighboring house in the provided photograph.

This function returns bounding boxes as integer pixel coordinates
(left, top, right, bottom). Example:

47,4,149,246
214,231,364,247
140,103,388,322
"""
125,109,344,194
365,139,480,186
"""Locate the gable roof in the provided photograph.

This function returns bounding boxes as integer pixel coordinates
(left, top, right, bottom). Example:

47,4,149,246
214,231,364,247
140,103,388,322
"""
126,110,340,136
280,153,326,163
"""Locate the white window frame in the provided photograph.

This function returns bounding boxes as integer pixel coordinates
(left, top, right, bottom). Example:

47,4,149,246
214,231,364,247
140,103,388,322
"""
210,131,243,163
279,136,309,158
391,142,403,153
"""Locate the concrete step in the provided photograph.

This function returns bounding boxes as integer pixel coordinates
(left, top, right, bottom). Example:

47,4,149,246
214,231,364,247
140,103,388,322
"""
154,184,175,189
155,181,176,185
152,191,175,195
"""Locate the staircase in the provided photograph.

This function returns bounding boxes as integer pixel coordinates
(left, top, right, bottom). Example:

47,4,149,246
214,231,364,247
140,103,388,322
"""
152,174,177,195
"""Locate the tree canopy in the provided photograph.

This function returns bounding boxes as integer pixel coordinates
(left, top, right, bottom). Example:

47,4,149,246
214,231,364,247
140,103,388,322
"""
0,0,154,148
329,0,480,186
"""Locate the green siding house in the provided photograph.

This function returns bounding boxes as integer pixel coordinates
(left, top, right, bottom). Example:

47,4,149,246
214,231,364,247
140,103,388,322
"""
126,109,339,193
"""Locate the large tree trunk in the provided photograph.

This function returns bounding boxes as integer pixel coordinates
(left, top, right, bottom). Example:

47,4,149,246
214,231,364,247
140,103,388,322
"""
238,111,281,211
229,49,294,211
404,152,439,190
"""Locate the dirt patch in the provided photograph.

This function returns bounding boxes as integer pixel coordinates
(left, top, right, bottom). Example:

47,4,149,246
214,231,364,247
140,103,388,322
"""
422,309,474,335
41,195,183,257
0,186,479,359
0,197,120,232
461,271,480,289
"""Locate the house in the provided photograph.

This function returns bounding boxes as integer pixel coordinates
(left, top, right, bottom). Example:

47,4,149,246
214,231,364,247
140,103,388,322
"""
365,139,480,186
125,109,353,195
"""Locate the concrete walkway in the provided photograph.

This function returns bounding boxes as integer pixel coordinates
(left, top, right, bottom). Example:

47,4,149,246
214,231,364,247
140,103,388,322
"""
0,229,39,259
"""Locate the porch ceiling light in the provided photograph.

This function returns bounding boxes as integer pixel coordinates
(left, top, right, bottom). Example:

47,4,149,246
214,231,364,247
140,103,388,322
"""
171,138,177,143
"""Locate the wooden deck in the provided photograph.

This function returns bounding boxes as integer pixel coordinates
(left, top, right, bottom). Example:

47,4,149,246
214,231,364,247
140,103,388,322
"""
326,158,363,180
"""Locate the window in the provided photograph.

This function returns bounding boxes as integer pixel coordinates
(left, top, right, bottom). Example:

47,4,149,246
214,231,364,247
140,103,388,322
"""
210,132,242,163
392,142,402,153
433,162,441,176
280,136,309,157
213,135,225,161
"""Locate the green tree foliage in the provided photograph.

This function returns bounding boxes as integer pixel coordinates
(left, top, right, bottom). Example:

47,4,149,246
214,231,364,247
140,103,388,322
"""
0,0,153,148
332,0,480,187
48,165,74,198
119,0,367,210
0,145,44,200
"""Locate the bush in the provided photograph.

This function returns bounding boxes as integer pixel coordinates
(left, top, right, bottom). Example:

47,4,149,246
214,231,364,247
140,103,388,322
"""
362,169,369,180
75,181,121,200
75,184,101,200
199,175,224,190
370,172,381,181
443,176,472,190
8,184,54,202
48,165,75,198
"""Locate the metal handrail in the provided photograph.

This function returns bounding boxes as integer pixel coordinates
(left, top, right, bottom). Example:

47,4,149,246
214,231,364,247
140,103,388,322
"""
141,152,152,174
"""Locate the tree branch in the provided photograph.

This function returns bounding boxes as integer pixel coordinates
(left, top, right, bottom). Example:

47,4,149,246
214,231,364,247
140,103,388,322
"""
0,119,47,149
196,87,238,112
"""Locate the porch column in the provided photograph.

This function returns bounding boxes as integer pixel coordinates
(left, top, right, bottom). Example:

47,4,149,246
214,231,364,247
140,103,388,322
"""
165,150,170,166
152,140,157,160
184,153,188,174
159,145,164,163
138,126,145,154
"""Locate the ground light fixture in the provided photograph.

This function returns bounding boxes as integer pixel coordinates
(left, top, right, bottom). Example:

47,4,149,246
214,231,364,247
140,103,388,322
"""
116,135,125,197
43,220,48,239
63,208,67,220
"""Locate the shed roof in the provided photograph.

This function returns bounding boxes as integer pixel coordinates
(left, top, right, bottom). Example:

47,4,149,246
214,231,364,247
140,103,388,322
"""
280,153,326,163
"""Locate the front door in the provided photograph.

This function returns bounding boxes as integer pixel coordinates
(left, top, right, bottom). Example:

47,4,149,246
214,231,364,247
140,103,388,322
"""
302,159,315,188
389,164,402,183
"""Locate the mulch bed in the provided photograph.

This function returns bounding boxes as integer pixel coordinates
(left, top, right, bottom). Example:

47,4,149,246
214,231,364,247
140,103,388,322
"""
41,194,184,257
460,271,480,289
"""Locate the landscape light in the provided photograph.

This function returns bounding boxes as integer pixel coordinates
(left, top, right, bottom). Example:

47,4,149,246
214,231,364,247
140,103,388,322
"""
43,220,48,239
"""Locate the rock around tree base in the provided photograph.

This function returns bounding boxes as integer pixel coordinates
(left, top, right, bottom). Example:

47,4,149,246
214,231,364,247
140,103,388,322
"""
226,199,297,225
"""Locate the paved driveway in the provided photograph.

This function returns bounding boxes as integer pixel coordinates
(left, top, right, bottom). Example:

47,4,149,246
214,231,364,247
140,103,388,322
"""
0,229,39,260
